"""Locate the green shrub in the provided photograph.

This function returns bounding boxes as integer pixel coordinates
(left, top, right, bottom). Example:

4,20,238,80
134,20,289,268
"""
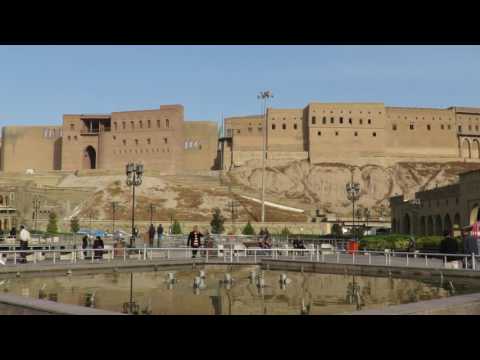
210,208,225,234
360,234,444,251
280,227,291,237
172,220,182,234
70,217,80,234
242,221,255,235
46,212,58,234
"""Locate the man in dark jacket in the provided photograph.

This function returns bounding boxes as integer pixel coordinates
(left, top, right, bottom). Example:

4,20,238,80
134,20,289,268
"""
157,224,164,248
440,230,458,262
148,224,155,247
93,236,104,260
187,226,203,258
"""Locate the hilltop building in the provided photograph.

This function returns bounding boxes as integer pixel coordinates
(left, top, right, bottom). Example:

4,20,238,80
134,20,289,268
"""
2,102,480,174
1,105,219,174
221,103,480,168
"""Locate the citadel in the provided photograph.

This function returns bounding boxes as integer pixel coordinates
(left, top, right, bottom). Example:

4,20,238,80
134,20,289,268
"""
2,101,480,235
2,102,480,174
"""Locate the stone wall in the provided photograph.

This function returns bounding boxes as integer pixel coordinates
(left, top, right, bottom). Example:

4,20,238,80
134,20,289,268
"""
1,126,62,172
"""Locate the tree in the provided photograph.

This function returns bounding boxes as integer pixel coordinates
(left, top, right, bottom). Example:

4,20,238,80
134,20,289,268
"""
70,217,80,234
210,208,225,234
172,220,182,234
47,212,58,234
331,223,343,237
242,221,255,235
280,226,291,237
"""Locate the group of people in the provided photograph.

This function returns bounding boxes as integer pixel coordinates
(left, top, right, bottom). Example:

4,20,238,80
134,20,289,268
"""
81,235,105,259
147,223,164,247
258,228,272,248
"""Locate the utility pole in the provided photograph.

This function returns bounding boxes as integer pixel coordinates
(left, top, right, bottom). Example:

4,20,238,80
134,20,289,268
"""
149,204,155,225
111,202,118,234
346,173,361,242
32,197,41,232
257,91,273,225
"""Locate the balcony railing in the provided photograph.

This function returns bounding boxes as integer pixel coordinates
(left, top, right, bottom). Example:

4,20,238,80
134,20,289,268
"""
80,126,111,135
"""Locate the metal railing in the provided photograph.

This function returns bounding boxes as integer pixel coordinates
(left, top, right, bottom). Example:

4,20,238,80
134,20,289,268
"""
0,246,478,272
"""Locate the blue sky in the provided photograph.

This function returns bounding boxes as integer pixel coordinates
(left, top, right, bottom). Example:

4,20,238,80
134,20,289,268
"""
1,45,480,128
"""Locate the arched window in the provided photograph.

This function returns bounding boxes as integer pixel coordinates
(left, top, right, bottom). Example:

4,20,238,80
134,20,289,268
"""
131,121,135,130
147,120,151,128
139,120,143,129
166,119,170,128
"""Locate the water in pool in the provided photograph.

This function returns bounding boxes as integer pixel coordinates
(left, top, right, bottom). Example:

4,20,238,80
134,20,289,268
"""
1,265,479,314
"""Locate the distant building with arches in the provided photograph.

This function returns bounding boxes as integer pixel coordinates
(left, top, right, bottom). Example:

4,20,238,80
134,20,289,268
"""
390,169,480,235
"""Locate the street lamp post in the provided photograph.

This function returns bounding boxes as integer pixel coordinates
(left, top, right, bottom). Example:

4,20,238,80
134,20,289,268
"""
409,199,421,238
111,202,118,235
346,175,361,242
126,163,144,247
32,197,41,232
257,90,274,224
149,204,155,225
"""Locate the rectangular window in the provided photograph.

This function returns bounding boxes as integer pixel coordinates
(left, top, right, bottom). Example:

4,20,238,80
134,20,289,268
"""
282,124,286,130
131,121,135,130
157,120,161,128
354,132,358,137
312,116,316,125
349,118,352,124
317,131,321,136
248,127,252,133
368,119,371,124
293,124,298,130
272,124,276,130
164,138,168,144
427,124,431,130
330,117,334,124
322,117,326,124
359,119,363,125
335,131,339,136
410,124,415,130
147,120,151,128
70,124,75,131
392,124,397,131
339,117,343,124
459,125,462,132
372,132,376,137
147,138,151,145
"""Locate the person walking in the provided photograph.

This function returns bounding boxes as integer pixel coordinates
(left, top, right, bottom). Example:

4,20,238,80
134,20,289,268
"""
148,224,155,247
93,236,105,260
18,225,31,263
132,227,139,246
187,226,203,258
82,235,89,259
440,230,458,262
157,224,164,248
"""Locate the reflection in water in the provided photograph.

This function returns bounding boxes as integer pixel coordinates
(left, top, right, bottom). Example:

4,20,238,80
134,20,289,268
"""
2,265,480,315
